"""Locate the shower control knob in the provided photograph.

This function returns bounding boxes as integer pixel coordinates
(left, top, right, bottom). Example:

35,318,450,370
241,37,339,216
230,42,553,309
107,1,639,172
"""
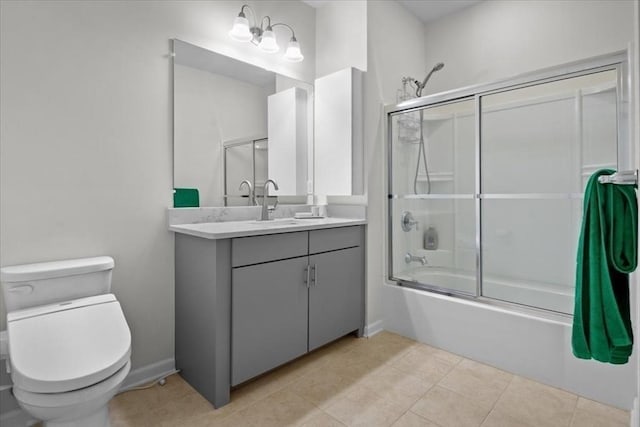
401,211,419,232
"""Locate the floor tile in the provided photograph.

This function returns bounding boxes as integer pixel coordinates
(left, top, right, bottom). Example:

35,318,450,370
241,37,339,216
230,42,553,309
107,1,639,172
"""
233,389,323,427
391,346,459,384
438,358,513,407
323,345,388,381
297,411,347,427
107,332,630,427
323,382,407,427
481,409,535,427
392,411,440,427
493,376,577,427
410,385,493,427
287,368,359,409
574,397,629,425
151,391,213,426
357,363,433,411
569,397,629,427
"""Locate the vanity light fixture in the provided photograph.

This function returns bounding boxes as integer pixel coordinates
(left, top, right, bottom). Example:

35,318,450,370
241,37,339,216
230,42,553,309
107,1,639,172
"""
228,4,304,62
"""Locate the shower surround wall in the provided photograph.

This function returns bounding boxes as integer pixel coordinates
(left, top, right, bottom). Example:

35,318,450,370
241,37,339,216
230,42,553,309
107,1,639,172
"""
381,0,638,410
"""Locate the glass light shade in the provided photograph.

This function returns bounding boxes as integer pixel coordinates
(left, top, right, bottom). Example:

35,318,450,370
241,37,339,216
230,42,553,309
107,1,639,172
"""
229,16,252,42
258,29,279,53
284,39,304,62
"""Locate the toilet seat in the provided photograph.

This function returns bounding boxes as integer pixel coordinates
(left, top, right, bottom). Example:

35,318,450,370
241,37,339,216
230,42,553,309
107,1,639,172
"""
7,294,131,393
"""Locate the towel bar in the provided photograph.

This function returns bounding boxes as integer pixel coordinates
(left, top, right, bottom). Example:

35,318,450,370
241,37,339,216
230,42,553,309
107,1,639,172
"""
598,170,638,186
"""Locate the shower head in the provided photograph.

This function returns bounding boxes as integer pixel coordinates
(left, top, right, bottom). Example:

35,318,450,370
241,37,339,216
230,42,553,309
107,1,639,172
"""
415,62,445,97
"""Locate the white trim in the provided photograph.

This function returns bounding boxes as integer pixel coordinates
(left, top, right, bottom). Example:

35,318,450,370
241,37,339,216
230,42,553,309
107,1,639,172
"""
631,397,639,427
119,358,175,391
364,319,384,337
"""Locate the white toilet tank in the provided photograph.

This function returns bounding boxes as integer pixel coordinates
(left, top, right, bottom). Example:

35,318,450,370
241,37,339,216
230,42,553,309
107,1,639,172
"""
1,256,115,312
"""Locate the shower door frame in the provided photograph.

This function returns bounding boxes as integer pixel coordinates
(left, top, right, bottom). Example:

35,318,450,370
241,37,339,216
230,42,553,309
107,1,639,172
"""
386,50,631,315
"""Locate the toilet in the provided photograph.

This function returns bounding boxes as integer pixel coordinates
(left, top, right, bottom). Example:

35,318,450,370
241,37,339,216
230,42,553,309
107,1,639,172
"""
1,256,131,427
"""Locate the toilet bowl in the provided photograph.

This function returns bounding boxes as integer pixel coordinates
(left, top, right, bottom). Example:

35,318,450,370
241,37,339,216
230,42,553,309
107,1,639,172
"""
13,360,131,427
1,257,132,427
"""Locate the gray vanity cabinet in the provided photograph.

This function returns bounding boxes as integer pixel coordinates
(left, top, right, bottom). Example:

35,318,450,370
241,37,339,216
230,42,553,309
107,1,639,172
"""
308,247,363,351
175,225,364,409
231,256,309,385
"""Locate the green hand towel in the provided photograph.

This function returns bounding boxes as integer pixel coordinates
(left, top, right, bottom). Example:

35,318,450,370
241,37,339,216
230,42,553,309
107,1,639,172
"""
572,169,637,364
173,188,200,208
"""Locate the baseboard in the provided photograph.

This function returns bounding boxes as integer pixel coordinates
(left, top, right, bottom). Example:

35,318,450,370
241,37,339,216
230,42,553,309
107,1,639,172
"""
631,397,639,427
364,319,384,337
120,357,176,391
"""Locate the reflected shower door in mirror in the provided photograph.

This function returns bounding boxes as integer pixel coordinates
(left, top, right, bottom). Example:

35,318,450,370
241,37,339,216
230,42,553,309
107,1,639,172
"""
172,39,312,207
223,137,268,206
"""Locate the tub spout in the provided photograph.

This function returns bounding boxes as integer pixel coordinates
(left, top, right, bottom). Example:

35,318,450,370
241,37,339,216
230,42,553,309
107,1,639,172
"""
405,253,427,265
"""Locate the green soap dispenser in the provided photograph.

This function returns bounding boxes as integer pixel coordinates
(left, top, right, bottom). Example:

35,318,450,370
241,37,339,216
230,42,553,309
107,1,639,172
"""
424,226,438,250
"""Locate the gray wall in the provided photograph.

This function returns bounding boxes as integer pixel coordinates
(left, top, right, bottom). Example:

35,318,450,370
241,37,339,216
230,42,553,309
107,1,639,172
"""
0,0,315,375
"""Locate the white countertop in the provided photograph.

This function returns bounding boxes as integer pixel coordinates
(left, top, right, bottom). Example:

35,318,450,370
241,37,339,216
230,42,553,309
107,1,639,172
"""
169,217,367,240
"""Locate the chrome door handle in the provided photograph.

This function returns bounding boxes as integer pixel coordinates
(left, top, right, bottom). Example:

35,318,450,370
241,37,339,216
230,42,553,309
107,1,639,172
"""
304,265,311,288
311,264,317,287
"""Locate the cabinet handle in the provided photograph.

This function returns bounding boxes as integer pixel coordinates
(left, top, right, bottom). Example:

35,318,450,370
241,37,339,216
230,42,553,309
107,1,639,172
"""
311,264,317,287
304,265,311,288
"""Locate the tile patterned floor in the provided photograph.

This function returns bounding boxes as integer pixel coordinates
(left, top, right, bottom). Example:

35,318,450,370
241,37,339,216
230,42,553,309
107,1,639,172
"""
109,332,629,427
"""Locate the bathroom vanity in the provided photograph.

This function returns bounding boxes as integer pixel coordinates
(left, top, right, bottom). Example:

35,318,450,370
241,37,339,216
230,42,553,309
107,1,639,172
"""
171,218,365,408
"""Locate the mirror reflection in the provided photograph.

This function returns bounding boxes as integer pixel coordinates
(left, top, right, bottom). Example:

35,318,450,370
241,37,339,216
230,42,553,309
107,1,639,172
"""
224,137,268,206
172,39,312,207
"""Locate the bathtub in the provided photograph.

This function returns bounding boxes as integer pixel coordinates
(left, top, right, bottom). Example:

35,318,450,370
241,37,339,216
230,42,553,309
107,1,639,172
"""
393,268,574,314
382,272,636,409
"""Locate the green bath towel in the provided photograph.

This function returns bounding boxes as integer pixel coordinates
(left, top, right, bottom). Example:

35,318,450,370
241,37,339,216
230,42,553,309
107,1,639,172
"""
572,169,637,364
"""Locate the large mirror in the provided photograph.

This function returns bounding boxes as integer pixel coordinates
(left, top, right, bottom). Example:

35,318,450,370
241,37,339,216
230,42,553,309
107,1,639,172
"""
172,39,313,207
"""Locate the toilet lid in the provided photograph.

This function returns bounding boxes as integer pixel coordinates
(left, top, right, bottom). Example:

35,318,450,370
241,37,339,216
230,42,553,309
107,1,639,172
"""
7,294,131,393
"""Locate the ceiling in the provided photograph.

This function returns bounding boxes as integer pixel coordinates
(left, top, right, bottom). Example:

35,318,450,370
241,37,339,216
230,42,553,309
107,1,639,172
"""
303,0,482,24
397,0,481,23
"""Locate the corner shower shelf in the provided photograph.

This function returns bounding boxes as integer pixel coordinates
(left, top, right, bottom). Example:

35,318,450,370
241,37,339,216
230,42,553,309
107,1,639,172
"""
417,172,453,182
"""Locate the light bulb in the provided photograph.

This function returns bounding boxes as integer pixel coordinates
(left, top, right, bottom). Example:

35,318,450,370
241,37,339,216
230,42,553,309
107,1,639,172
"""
258,27,279,53
284,38,303,62
229,14,252,42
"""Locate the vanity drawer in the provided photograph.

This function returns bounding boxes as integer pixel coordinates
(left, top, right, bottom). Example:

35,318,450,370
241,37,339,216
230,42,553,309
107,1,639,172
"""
309,226,362,254
232,231,308,267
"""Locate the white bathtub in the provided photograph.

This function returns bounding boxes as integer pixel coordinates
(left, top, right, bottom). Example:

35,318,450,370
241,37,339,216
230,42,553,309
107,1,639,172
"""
394,268,574,314
382,276,636,409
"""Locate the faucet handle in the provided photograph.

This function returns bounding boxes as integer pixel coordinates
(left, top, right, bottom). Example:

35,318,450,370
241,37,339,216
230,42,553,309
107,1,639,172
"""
268,197,279,212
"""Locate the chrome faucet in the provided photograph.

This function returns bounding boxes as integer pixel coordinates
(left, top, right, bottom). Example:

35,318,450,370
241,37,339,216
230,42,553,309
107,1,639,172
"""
239,180,254,206
260,179,279,221
405,252,427,266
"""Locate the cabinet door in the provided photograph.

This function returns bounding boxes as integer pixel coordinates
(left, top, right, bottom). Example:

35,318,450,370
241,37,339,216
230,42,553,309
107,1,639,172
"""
232,256,309,385
309,247,364,351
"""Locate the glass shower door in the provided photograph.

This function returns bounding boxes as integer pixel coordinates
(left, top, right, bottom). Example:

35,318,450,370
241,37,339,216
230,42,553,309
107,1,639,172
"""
480,70,619,313
389,99,477,295
388,56,627,315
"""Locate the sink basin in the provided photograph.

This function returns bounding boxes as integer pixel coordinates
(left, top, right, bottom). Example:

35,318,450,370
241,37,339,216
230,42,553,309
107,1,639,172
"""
249,219,301,226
